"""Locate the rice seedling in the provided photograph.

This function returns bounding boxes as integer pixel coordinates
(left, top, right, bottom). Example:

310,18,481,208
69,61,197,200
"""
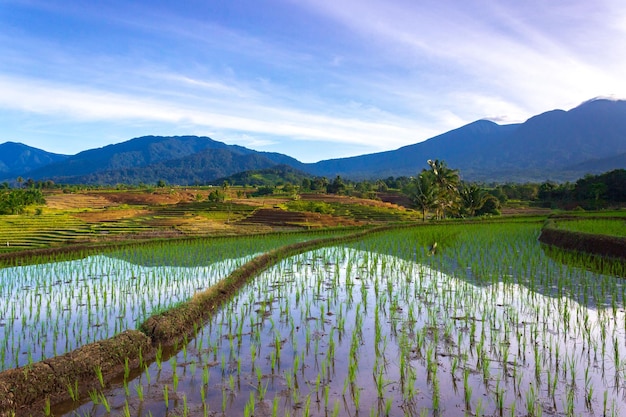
66,380,79,402
0,230,352,371
25,221,624,417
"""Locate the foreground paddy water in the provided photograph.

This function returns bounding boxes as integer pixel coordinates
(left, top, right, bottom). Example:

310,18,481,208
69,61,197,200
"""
58,222,626,417
0,232,348,371
0,254,253,371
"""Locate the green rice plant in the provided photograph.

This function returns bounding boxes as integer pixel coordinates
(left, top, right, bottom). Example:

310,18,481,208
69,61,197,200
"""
99,392,111,413
32,222,626,417
173,366,180,392
143,364,151,385
67,379,79,402
43,397,51,416
135,383,144,402
463,368,472,410
88,390,100,406
94,365,105,388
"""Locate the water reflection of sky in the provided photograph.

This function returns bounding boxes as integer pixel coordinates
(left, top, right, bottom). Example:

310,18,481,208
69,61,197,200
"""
0,254,251,371
64,247,626,417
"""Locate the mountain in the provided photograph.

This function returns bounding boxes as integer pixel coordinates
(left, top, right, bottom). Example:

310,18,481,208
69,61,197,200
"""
211,165,312,187
304,98,626,182
72,148,290,185
0,142,68,180
3,98,626,184
563,152,626,175
17,135,302,185
305,120,519,180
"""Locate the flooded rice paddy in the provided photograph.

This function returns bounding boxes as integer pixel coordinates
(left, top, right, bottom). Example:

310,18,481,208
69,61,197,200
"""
52,222,626,417
0,232,342,371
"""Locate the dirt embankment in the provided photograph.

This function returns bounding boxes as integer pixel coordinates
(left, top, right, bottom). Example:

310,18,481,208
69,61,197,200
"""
0,226,387,417
0,331,152,416
538,224,626,260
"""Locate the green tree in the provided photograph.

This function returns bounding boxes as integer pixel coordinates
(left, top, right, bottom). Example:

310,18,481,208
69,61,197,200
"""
427,159,460,219
0,189,45,215
207,189,226,202
327,176,346,194
475,195,501,216
458,183,488,217
404,171,438,221
252,185,274,197
301,178,312,191
311,177,329,192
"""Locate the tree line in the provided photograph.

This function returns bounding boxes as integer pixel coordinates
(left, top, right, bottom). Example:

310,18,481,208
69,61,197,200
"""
536,169,626,209
402,159,500,221
4,166,625,218
0,188,45,215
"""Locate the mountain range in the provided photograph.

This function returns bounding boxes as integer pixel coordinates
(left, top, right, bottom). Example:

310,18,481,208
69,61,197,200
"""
1,98,625,185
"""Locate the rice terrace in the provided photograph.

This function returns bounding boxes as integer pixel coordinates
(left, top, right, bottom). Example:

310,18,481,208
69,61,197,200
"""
1,177,626,417
3,0,626,415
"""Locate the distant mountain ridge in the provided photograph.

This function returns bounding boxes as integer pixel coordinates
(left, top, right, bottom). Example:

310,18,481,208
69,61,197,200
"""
0,142,68,179
12,136,302,185
305,99,626,182
2,98,626,184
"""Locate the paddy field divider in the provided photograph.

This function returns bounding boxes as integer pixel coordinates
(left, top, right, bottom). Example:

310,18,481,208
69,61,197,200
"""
539,219,626,260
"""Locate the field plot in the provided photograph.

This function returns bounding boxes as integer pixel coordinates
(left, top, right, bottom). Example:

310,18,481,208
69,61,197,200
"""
551,218,626,238
61,222,626,417
0,231,351,371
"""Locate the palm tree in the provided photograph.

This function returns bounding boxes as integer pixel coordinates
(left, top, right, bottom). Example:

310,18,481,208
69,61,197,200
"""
405,171,438,221
458,183,488,217
427,159,460,219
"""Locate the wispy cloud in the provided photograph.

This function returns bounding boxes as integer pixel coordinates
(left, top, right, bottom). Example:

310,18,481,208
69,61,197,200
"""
1,0,625,161
293,0,626,115
0,74,421,151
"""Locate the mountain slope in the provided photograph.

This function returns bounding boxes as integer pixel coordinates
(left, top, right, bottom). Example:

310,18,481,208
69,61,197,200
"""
26,136,224,179
18,135,307,185
5,98,626,184
62,147,286,185
305,120,519,179
211,164,311,187
493,99,626,171
0,142,68,179
306,98,626,182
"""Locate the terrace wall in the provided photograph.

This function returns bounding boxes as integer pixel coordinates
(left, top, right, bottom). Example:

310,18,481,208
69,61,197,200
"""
539,223,626,260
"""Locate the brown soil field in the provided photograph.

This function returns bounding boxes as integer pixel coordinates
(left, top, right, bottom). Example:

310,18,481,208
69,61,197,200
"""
45,188,209,209
301,192,410,210
238,208,362,228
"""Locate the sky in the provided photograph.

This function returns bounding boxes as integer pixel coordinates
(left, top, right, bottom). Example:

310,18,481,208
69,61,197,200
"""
1,0,625,163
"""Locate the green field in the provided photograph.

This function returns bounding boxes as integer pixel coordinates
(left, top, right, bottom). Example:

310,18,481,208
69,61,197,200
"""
552,218,626,237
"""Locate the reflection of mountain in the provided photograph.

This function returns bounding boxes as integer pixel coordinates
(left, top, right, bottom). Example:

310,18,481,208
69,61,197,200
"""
345,223,623,309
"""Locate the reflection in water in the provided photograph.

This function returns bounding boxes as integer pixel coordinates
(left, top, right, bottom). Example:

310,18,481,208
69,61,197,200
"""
541,244,626,278
0,254,251,371
63,237,626,417
0,232,336,371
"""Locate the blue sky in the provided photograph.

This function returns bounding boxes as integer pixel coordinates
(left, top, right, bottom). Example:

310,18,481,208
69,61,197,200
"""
1,0,625,162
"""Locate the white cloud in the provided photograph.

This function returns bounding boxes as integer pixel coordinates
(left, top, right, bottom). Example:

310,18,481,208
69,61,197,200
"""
3,0,626,162
291,0,626,119
0,74,421,151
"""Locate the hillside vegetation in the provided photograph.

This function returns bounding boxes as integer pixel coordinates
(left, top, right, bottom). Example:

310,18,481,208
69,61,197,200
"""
3,99,626,185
